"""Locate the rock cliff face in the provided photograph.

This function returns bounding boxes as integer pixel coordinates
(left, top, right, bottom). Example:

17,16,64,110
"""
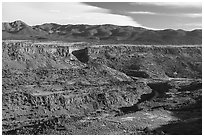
2,41,153,131
2,40,202,135
25,81,150,115
88,45,202,79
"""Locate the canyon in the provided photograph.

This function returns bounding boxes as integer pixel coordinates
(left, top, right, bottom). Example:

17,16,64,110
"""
2,40,202,135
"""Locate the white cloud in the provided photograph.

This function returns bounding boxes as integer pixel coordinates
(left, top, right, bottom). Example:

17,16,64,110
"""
183,13,202,17
60,12,141,27
180,23,202,27
154,2,201,8
2,2,142,27
128,11,202,18
132,2,201,8
129,11,156,15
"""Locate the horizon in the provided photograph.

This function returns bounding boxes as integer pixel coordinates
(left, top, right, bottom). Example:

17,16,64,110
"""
2,19,202,31
2,2,202,30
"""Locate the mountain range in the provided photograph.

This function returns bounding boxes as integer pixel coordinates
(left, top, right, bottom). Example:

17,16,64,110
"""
2,20,202,45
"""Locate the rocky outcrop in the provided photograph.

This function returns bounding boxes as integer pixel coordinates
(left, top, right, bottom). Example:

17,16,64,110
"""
2,40,202,135
2,41,153,132
89,45,202,79
2,20,28,32
24,82,151,115
90,61,134,82
2,41,79,70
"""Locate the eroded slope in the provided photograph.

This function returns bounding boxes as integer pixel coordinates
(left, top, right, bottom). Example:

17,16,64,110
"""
2,41,151,133
2,41,202,135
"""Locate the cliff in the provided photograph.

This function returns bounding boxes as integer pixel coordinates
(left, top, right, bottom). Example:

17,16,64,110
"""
2,41,153,131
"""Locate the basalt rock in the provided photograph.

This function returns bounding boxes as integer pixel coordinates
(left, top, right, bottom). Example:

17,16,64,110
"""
88,45,202,79
2,41,152,132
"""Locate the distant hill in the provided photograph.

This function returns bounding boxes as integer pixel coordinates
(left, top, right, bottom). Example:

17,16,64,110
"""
2,20,202,45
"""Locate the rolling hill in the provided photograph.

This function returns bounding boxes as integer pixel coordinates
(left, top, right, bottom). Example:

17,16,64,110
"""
2,20,202,45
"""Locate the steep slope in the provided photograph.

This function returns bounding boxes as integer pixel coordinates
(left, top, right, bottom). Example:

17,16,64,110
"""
2,20,48,40
2,40,202,135
2,41,153,132
89,45,202,79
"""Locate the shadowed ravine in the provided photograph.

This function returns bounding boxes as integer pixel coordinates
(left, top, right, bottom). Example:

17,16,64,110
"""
2,40,202,135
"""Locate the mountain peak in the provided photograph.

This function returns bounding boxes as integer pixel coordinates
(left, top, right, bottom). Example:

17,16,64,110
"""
12,20,27,26
2,20,202,45
3,20,28,33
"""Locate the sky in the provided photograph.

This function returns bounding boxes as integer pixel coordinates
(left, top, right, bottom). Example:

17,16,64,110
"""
2,2,202,30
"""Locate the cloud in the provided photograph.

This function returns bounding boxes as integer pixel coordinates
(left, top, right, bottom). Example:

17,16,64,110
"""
128,11,156,15
54,3,142,27
2,2,142,27
175,23,202,30
183,13,202,17
61,12,142,27
133,2,201,8
128,11,202,18
180,23,202,27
